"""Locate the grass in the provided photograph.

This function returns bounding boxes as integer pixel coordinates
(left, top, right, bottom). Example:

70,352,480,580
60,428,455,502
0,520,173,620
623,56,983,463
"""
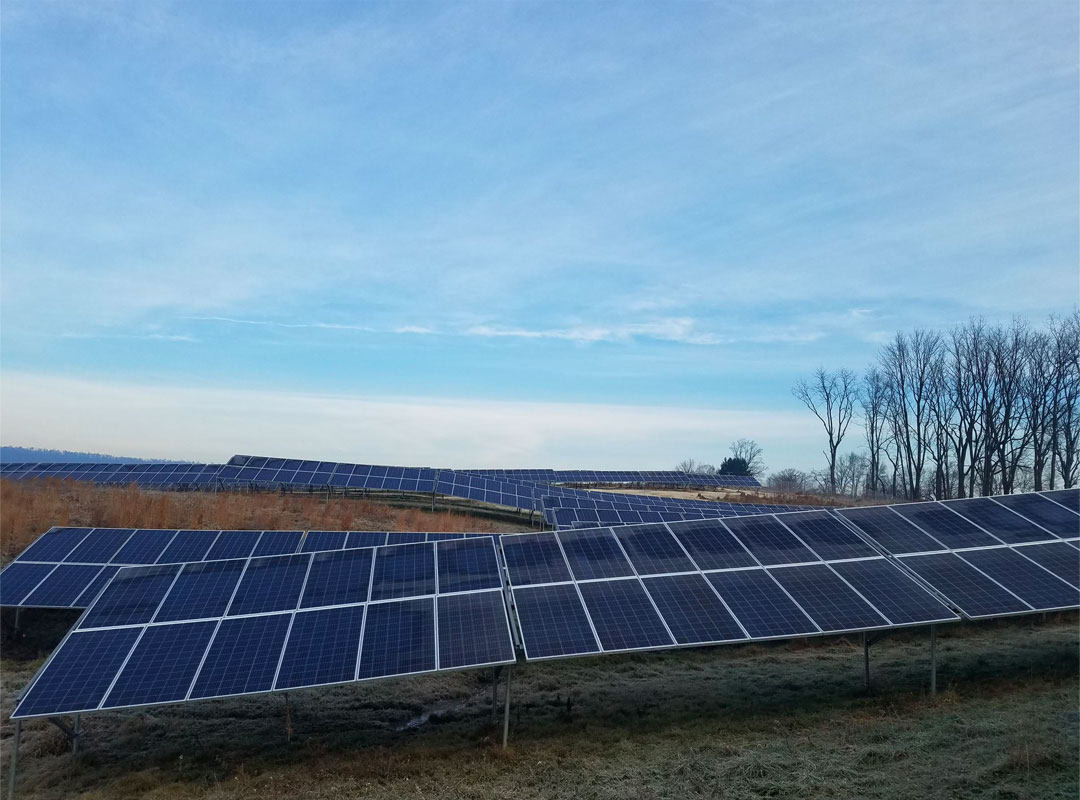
0,482,1076,799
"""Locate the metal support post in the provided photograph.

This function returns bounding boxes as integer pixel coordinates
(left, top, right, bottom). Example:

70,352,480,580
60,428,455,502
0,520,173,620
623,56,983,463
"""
7,719,21,800
72,714,81,755
862,632,870,691
501,665,512,749
929,625,937,697
491,667,499,723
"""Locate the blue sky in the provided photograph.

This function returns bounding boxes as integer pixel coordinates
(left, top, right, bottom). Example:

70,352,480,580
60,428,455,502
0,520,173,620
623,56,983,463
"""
2,1,1077,470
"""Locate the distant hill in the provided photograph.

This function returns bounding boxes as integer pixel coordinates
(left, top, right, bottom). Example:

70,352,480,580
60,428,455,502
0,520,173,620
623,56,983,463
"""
0,446,182,463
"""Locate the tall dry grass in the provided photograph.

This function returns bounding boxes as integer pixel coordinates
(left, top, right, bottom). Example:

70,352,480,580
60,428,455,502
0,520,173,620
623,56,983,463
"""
0,479,501,562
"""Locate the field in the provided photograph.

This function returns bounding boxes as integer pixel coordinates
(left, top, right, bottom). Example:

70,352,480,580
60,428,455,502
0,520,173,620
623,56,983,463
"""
1,484,1077,799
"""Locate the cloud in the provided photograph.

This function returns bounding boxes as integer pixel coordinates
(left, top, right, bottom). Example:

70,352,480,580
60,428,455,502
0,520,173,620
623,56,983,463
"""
0,371,824,470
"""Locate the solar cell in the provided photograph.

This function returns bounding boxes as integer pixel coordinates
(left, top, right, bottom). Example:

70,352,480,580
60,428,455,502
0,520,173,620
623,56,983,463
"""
436,538,502,594
641,573,746,644
300,549,374,608
12,627,142,718
500,533,573,586
777,512,880,561
437,591,515,669
65,529,135,564
510,583,600,659
369,543,436,601
102,621,218,708
670,519,757,570
828,559,958,625
767,564,889,632
227,553,310,615
154,560,247,622
958,548,1079,611
946,498,1058,544
1012,542,1080,588
706,569,819,638
78,565,181,629
112,530,178,565
890,503,1002,549
577,579,674,651
0,562,55,605
357,598,436,679
557,529,635,580
16,527,92,563
157,530,220,564
898,553,1030,618
991,494,1079,537
836,507,943,554
22,564,107,608
612,524,696,575
721,515,818,565
276,605,366,689
189,613,293,699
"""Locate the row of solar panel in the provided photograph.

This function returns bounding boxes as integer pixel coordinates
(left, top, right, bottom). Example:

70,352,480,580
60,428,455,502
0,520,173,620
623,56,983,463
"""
464,469,761,487
539,493,816,514
1,529,500,609
10,552,511,712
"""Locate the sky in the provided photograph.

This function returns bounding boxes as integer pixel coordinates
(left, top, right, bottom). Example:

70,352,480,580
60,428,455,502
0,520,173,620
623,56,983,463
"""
1,1,1077,471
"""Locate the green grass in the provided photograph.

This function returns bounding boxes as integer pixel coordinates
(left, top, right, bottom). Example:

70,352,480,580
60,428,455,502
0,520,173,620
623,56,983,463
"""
1,615,1076,799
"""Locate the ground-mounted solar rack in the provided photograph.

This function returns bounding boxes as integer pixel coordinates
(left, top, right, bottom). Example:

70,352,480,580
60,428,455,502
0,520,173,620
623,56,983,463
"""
3,489,1076,796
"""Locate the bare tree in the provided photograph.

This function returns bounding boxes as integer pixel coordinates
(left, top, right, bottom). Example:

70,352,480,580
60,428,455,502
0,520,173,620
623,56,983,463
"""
674,458,697,473
1052,312,1080,487
793,368,858,495
880,329,941,500
767,468,809,493
860,368,889,496
729,439,766,477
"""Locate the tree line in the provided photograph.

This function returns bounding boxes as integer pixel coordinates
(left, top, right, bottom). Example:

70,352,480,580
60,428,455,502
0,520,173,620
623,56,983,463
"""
789,312,1079,499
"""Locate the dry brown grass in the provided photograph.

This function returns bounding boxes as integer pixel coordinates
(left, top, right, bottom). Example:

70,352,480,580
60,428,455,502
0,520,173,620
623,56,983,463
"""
0,479,516,563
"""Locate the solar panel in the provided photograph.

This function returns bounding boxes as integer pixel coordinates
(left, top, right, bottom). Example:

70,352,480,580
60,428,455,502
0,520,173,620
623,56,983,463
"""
154,560,247,622
189,613,293,699
226,554,310,616
436,591,515,669
65,529,135,564
78,565,181,629
827,559,958,625
705,569,819,639
946,499,1060,544
251,530,303,557
436,538,502,593
767,564,890,633
670,519,758,570
576,579,674,651
157,530,220,564
1012,541,1080,588
889,502,1002,549
956,548,1078,611
897,553,1030,618
500,533,574,586
776,511,880,561
15,527,92,562
721,515,819,565
112,530,179,565
510,583,600,659
557,529,635,580
990,493,1079,537
611,524,697,575
22,565,108,608
356,598,436,679
275,605,366,689
369,542,436,601
0,563,55,605
640,574,747,644
300,549,375,609
102,621,219,709
835,507,943,554
1040,488,1080,513
205,530,261,561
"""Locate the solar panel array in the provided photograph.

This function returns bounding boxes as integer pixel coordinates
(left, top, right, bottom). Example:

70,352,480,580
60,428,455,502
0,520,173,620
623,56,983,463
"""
465,469,761,488
11,538,515,719
0,529,499,609
541,495,819,529
0,462,222,487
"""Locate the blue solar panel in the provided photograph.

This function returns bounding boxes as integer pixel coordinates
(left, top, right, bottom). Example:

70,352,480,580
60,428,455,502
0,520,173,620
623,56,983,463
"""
276,605,366,689
436,538,502,593
252,530,303,557
641,574,746,644
189,613,292,699
0,562,55,605
13,627,141,717
78,565,181,629
300,549,374,608
357,598,436,679
1041,489,1079,513
301,531,348,552
389,532,427,545
102,621,218,708
73,566,120,606
767,564,889,632
227,553,310,615
837,507,943,555
890,502,1002,549
157,530,220,564
898,553,1030,618
706,569,819,639
670,520,757,570
437,591,515,669
992,494,1079,537
64,529,135,563
500,533,573,586
155,560,247,622
511,583,599,659
947,498,1058,544
958,548,1079,611
778,512,880,561
722,516,818,565
557,529,634,580
368,543,436,601
828,559,959,625
205,530,261,561
612,524,696,575
21,564,104,608
1013,542,1080,588
346,532,388,549
112,530,178,564
577,579,673,651
16,527,92,562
